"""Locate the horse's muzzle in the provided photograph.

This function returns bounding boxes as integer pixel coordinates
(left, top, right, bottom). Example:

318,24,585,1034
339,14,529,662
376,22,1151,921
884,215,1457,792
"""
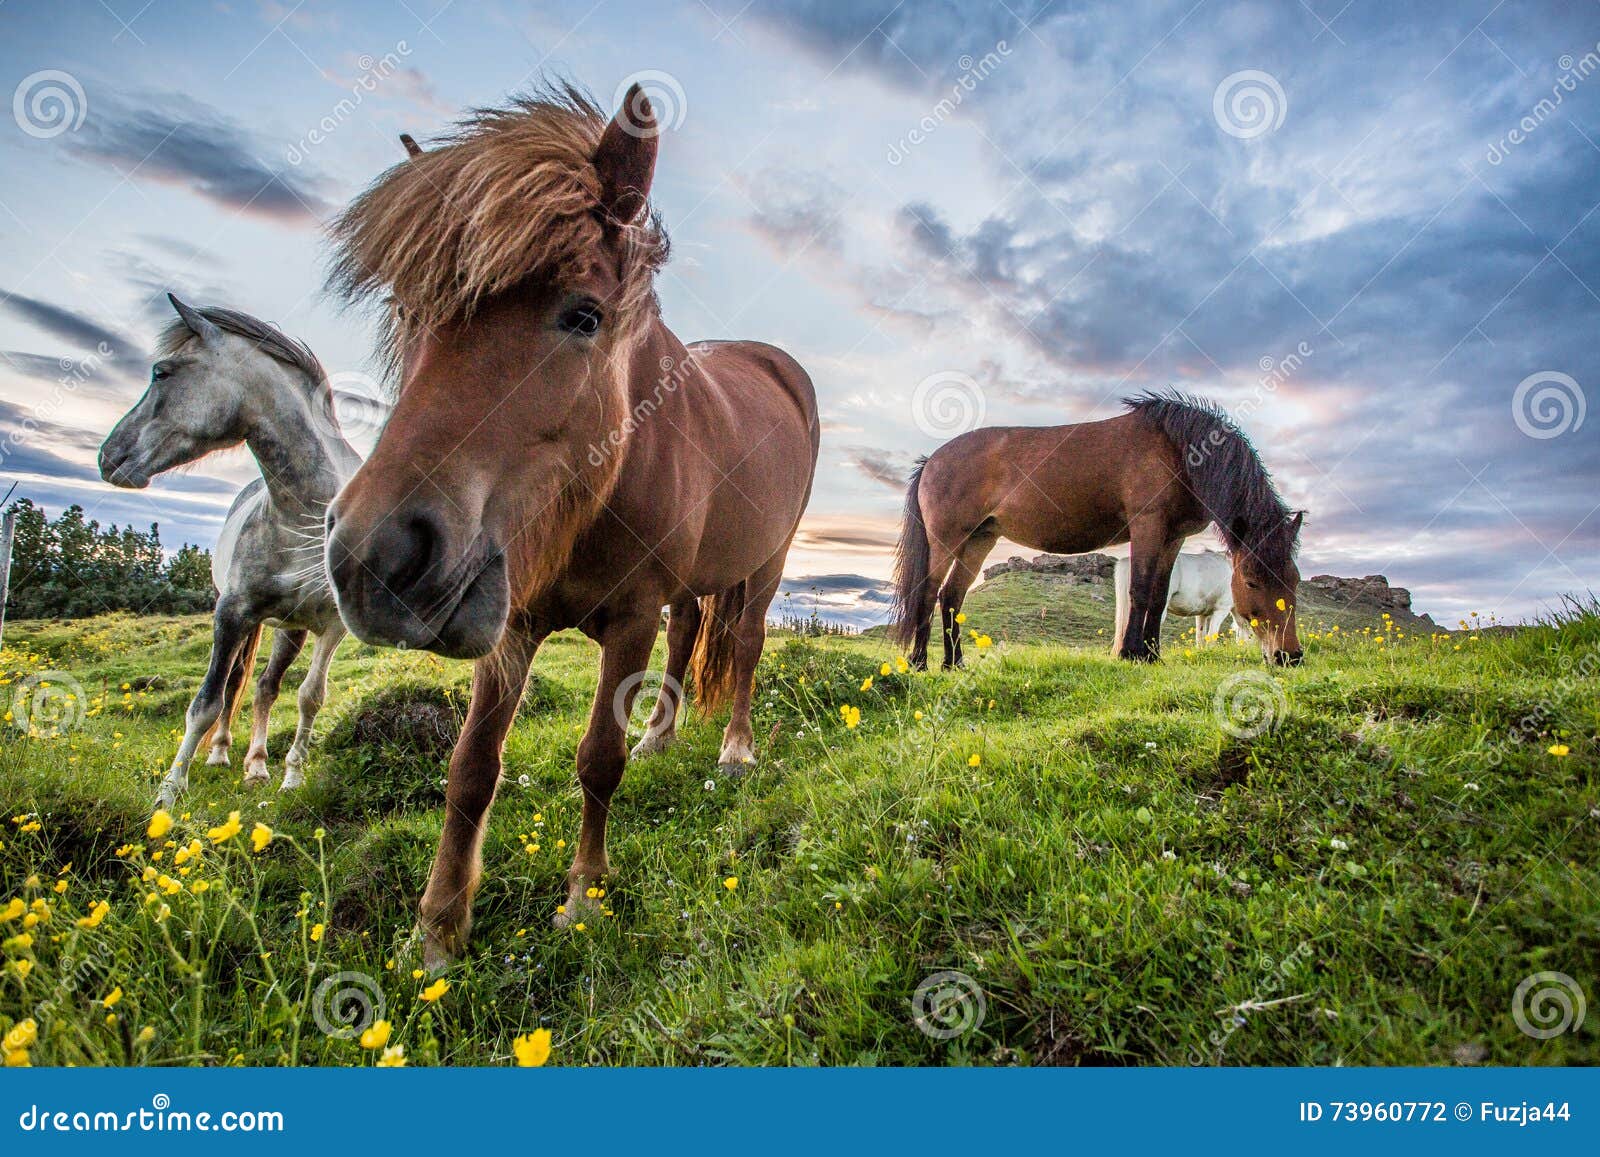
1272,649,1305,667
325,503,509,659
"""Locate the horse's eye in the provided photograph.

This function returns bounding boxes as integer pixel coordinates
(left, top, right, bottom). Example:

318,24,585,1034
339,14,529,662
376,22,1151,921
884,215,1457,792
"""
558,303,602,337
151,368,171,382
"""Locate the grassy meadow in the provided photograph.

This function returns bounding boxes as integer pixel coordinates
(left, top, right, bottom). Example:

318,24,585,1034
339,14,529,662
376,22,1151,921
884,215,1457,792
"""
1,596,1596,1067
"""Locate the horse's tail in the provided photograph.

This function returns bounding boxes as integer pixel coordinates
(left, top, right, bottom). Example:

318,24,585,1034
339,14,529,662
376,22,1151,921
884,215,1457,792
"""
690,581,747,715
890,458,931,649
201,623,262,750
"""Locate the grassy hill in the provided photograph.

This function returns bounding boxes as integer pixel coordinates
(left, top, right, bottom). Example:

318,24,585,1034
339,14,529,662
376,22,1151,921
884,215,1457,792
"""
1,606,1595,1067
921,567,1448,650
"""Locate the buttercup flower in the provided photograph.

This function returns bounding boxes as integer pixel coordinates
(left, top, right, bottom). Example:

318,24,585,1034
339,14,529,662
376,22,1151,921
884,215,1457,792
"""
513,1028,552,1067
419,978,450,1002
723,876,739,892
250,823,273,852
360,1020,392,1050
147,810,173,840
207,811,242,844
76,900,110,929
376,1044,406,1067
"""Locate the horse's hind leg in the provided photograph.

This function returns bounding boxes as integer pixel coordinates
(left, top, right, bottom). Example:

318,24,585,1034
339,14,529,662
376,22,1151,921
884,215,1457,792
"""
205,625,261,766
938,530,997,669
158,601,254,812
631,597,700,758
281,623,344,792
717,556,785,773
243,629,306,786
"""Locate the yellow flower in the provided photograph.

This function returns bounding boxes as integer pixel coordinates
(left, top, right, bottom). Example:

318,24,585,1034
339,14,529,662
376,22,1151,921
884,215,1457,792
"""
135,1026,155,1045
376,1044,407,1067
10,959,33,980
207,811,242,844
2,1019,37,1052
250,824,273,853
3,1049,28,1068
895,656,910,673
419,978,450,1003
512,1028,552,1067
975,635,992,649
968,753,982,767
5,932,34,951
310,923,325,942
839,705,861,729
52,880,67,895
860,676,873,691
913,710,924,721
1275,598,1287,611
954,612,967,624
879,662,891,676
76,900,110,929
723,876,739,892
102,986,123,1008
359,1020,392,1050
147,810,173,840
0,898,23,922
411,969,425,980
1547,744,1570,757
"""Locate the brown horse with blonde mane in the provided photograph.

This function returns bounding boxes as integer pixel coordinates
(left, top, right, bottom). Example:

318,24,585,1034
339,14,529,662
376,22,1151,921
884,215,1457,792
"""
324,86,819,965
892,392,1303,669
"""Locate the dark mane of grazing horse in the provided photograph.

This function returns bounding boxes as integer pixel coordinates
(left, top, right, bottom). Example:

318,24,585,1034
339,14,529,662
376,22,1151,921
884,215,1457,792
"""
1123,390,1300,580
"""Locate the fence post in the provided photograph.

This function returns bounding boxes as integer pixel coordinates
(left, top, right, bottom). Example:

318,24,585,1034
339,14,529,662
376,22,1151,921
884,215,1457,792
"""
0,505,14,653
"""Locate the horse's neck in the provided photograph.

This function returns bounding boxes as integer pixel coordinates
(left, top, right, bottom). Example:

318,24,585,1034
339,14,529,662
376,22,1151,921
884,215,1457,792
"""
241,372,356,520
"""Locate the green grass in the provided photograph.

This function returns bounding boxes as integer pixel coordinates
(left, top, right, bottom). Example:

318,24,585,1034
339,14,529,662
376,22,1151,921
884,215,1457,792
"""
1,605,1596,1067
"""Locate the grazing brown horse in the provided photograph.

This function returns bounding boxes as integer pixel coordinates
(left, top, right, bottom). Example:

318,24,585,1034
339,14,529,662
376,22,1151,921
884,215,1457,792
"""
892,392,1303,668
324,87,819,966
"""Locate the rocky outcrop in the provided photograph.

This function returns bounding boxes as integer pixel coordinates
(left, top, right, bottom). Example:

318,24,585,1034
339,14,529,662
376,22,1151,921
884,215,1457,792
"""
1304,574,1413,613
983,553,1116,582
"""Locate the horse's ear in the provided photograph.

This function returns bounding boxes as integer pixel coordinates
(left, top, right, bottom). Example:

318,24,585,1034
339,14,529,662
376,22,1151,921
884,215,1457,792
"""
1287,510,1305,536
399,133,422,158
593,83,657,225
168,293,221,344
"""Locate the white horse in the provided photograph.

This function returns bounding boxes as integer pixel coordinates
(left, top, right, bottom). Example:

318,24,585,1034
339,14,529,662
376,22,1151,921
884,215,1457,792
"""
1113,549,1245,649
100,295,361,811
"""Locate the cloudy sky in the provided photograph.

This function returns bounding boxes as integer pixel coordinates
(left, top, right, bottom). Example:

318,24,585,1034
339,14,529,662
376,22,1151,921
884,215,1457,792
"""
1,0,1595,626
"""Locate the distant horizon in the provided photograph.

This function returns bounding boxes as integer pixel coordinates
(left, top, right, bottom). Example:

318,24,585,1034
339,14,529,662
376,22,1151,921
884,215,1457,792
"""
2,1,1595,627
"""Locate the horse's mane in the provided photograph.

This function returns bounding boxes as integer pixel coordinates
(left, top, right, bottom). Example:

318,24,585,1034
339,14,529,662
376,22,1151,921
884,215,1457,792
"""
157,307,329,394
326,83,670,376
1123,390,1300,579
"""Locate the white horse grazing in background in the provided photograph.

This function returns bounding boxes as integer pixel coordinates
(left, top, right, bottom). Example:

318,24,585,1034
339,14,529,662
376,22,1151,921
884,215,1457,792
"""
1113,549,1244,649
99,295,361,811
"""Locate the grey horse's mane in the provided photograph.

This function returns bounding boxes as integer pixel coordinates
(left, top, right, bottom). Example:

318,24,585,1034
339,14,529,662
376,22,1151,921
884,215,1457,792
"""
157,307,330,398
1123,389,1300,579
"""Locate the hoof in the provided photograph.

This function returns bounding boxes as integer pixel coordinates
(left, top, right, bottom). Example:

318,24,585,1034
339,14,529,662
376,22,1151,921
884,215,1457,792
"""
153,788,178,814
629,730,677,759
717,759,755,779
206,748,230,767
552,881,603,929
420,934,455,973
280,769,305,792
242,761,269,787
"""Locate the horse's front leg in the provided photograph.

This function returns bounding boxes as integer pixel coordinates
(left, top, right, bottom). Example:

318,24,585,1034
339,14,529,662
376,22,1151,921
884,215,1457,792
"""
280,623,344,791
556,612,659,928
1117,533,1181,662
158,600,254,812
417,628,540,969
